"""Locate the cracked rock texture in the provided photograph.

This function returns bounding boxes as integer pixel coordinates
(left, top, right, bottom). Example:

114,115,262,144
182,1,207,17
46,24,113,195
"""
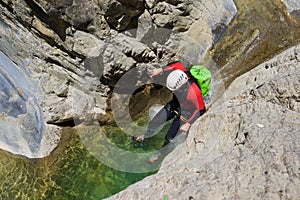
0,0,237,157
0,0,299,198
106,44,300,200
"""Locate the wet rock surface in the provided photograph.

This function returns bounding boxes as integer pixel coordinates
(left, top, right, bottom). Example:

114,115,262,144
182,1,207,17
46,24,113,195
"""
212,0,300,88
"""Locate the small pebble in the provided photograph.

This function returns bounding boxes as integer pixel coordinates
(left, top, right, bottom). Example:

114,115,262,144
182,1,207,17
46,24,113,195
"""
256,123,264,128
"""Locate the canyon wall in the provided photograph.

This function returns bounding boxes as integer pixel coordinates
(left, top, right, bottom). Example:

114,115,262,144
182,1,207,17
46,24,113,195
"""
107,42,300,200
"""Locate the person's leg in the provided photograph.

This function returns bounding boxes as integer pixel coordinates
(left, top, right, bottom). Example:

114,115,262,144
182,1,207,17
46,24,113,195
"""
132,103,175,143
163,117,181,144
144,105,174,138
148,117,182,163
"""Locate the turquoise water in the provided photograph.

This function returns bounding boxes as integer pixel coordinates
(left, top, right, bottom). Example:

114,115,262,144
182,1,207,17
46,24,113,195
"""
1,0,300,199
0,121,175,200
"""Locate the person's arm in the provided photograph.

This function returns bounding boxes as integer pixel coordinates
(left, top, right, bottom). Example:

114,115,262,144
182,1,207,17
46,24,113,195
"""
180,107,206,132
151,68,163,77
163,61,187,72
151,61,187,77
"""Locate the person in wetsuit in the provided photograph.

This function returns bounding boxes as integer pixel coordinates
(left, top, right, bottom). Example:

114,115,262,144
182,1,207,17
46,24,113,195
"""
133,61,206,146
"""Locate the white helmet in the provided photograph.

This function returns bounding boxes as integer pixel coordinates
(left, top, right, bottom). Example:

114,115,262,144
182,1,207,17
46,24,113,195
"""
166,70,188,91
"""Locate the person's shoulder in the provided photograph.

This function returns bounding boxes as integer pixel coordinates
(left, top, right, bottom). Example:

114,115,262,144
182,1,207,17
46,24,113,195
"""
170,61,187,71
188,82,204,96
186,82,199,94
189,81,201,90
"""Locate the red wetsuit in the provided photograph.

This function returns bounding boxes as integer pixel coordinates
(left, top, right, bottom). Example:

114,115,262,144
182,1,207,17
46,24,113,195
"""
144,61,206,141
163,61,206,123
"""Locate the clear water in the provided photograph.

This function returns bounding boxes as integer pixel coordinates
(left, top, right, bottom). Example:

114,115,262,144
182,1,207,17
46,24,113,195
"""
0,121,174,200
0,0,300,199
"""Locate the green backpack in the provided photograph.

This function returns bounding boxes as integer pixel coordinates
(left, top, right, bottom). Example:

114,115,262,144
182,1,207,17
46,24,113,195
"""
189,65,211,97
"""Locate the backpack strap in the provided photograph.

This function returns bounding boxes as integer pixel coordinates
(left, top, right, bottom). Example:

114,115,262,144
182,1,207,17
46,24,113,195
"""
185,70,202,91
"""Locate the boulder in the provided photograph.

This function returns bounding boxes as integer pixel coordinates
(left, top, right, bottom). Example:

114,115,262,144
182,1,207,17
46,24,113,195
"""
101,0,144,31
0,51,45,157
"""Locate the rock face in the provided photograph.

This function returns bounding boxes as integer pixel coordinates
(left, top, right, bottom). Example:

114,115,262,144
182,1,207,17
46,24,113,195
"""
0,0,299,198
106,44,300,199
0,51,45,157
281,0,300,13
0,0,237,157
0,8,104,157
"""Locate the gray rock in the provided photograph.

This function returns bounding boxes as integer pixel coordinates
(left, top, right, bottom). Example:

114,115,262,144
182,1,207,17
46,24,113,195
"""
281,0,300,13
145,0,156,9
0,0,237,159
65,30,104,57
0,4,107,157
136,9,154,41
102,0,144,30
65,0,97,29
105,44,300,200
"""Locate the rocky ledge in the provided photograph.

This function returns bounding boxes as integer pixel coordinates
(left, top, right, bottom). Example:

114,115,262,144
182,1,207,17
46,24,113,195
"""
0,0,237,158
106,44,300,199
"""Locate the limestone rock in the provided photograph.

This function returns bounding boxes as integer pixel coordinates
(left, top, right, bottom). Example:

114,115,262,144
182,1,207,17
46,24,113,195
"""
0,0,237,159
145,0,156,9
105,44,300,200
65,30,104,57
29,0,97,31
65,0,97,29
0,51,45,158
0,5,107,158
136,9,153,41
281,0,300,13
102,0,144,30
